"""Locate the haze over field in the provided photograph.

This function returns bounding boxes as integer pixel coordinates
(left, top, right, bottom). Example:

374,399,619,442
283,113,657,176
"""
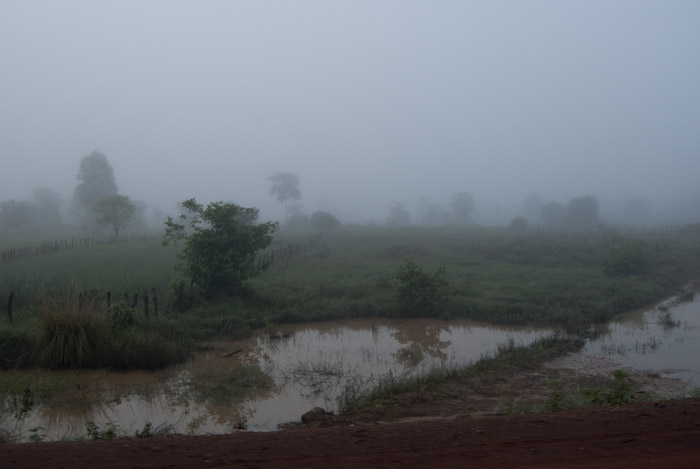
2,1,699,226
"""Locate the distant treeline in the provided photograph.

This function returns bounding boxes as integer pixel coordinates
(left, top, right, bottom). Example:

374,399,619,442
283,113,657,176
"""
1,235,149,264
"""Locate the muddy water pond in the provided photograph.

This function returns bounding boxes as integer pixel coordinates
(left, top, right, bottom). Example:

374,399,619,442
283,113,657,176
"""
2,319,552,442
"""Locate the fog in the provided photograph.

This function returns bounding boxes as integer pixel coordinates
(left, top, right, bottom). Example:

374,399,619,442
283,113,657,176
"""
2,1,700,228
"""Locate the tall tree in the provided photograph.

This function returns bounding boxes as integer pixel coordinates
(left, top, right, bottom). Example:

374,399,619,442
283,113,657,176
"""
32,186,62,226
567,195,600,230
267,172,301,223
0,199,33,229
95,195,137,238
386,202,412,226
71,151,118,230
541,201,566,229
451,192,475,225
417,197,441,226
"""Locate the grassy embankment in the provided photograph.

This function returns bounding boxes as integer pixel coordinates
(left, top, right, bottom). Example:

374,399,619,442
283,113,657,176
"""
1,225,699,372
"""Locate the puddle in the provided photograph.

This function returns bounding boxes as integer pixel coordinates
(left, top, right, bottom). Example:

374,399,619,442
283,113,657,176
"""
1,318,552,442
551,292,700,389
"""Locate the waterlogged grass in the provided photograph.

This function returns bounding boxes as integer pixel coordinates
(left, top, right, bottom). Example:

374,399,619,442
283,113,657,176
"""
498,369,642,415
337,336,583,414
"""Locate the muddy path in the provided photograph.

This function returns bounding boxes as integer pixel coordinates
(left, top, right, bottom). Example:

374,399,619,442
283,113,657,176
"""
3,398,700,468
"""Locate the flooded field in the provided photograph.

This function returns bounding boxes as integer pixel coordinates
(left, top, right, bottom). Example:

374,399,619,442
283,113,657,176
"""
1,318,552,442
558,292,700,387
4,294,699,443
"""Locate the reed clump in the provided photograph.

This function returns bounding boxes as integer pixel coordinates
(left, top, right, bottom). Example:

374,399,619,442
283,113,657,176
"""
32,293,109,369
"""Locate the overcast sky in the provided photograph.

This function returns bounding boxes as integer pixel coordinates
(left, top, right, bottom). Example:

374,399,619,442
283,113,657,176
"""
2,1,699,224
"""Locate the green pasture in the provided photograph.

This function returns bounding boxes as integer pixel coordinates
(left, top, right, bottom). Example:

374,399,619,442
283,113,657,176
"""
1,225,699,371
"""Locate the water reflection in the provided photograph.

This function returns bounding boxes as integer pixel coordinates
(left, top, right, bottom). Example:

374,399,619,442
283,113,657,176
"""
1,318,551,442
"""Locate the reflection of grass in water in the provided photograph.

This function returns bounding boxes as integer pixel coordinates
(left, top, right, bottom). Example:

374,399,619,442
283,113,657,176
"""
190,364,274,406
657,311,681,331
284,359,347,399
635,336,660,353
0,370,111,408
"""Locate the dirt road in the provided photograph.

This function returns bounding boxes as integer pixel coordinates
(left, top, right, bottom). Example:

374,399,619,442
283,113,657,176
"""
3,398,700,468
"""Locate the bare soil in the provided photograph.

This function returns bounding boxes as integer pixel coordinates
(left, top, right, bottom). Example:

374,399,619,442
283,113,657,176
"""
3,358,699,468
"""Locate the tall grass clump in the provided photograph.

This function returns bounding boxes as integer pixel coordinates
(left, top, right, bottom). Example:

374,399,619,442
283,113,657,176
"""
32,292,109,369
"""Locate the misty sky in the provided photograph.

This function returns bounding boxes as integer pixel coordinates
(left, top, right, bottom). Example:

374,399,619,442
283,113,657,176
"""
2,1,699,224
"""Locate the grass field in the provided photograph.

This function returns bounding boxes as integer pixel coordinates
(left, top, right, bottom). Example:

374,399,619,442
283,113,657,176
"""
1,225,699,371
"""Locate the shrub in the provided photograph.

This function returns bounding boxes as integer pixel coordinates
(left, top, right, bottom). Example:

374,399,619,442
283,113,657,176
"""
395,260,448,316
311,211,342,232
108,303,137,332
163,198,278,297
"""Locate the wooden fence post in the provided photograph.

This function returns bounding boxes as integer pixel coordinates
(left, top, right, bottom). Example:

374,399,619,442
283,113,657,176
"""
7,291,14,323
152,288,158,319
143,290,149,320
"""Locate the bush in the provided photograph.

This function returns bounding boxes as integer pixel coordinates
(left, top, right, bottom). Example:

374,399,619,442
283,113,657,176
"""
311,211,342,232
163,198,278,297
395,261,448,316
108,303,137,331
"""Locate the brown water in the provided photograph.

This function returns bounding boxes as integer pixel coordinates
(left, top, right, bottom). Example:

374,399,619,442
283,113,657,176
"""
1,318,552,442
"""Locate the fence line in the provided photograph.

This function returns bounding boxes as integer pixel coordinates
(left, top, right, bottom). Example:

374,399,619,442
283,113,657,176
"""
3,287,171,323
0,234,150,264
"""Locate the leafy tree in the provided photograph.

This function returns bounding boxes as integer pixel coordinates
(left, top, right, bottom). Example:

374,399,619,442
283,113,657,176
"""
541,201,566,229
417,197,442,226
621,197,651,223
162,198,278,296
451,192,475,225
267,172,301,223
0,199,33,229
567,195,599,230
71,151,118,230
522,193,542,221
32,187,62,226
386,202,411,226
311,211,341,232
95,195,137,238
395,261,448,317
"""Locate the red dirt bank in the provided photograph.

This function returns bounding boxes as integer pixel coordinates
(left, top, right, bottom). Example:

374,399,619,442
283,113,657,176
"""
3,398,700,468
